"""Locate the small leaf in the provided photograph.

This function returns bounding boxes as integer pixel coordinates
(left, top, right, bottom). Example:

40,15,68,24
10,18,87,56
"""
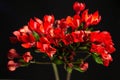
73,66,84,72
34,49,40,53
92,53,103,64
53,59,63,65
79,46,88,50
20,63,30,67
32,31,40,41
66,67,73,73
19,59,30,67
86,27,93,31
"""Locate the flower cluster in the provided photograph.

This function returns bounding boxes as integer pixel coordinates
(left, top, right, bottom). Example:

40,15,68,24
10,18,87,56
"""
7,1,115,73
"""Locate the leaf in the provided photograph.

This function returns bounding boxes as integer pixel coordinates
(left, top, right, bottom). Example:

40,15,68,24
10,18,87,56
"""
73,66,84,72
34,49,40,53
32,31,40,41
86,27,93,31
19,59,30,67
92,53,103,64
79,46,88,50
53,59,63,65
66,67,73,73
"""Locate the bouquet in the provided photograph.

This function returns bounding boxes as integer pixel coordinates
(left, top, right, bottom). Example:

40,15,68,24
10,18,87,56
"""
7,1,116,80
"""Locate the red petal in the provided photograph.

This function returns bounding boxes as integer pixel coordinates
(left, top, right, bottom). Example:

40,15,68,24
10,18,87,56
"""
21,43,32,48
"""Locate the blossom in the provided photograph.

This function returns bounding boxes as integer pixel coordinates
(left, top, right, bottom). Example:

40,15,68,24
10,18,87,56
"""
80,62,88,71
81,10,101,28
71,30,84,43
7,60,20,71
8,48,19,59
22,52,33,63
13,26,36,48
73,1,85,14
7,1,116,74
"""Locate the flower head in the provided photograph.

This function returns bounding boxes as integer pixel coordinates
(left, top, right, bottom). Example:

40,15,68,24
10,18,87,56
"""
7,1,116,73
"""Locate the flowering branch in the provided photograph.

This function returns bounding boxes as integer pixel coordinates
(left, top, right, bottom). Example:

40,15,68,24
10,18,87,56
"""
7,1,116,80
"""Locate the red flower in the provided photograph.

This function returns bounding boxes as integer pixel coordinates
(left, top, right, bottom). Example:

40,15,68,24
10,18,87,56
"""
81,10,101,28
89,31,100,42
13,26,36,48
7,60,19,71
90,43,106,55
8,49,19,59
62,34,73,45
91,11,101,25
40,37,50,44
47,28,64,46
80,62,88,71
90,31,115,54
73,1,85,14
7,1,116,73
28,18,44,34
43,15,55,24
66,15,81,30
98,31,114,45
105,45,116,54
81,9,92,28
101,53,113,66
71,30,84,43
54,28,64,39
58,19,68,30
22,52,33,63
36,42,56,57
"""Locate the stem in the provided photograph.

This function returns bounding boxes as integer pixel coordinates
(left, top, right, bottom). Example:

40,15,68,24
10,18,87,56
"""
30,61,51,64
52,63,60,80
66,72,72,80
83,53,91,61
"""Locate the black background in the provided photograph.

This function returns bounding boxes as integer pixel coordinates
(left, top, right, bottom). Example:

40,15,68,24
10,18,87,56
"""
0,0,120,80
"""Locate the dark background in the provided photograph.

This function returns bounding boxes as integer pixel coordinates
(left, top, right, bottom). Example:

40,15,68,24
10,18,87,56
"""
0,0,120,80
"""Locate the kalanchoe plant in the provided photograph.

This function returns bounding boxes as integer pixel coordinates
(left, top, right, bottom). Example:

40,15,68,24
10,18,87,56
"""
7,1,116,80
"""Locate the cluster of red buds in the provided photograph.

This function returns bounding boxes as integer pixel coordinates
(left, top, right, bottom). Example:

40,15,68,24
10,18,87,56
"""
7,1,115,73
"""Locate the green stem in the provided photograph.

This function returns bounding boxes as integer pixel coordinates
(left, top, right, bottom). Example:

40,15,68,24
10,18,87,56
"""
52,63,60,80
83,53,91,61
66,72,72,80
30,61,51,64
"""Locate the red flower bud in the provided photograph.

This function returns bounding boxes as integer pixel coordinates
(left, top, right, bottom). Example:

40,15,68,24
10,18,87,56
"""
73,2,85,14
23,52,33,63
8,49,19,59
80,62,88,71
7,60,19,71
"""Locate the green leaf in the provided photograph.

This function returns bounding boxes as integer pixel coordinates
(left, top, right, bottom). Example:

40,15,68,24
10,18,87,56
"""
19,59,30,67
79,46,88,50
34,49,40,53
32,31,40,41
53,59,63,65
73,66,84,72
92,53,103,64
86,27,94,31
66,67,73,73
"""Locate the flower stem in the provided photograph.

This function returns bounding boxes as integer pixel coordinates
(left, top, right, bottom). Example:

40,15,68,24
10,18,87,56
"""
52,63,60,80
66,72,72,80
30,61,51,64
83,53,91,61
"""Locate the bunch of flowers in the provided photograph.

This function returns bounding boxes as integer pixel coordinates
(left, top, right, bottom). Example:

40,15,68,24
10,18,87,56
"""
7,1,116,80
